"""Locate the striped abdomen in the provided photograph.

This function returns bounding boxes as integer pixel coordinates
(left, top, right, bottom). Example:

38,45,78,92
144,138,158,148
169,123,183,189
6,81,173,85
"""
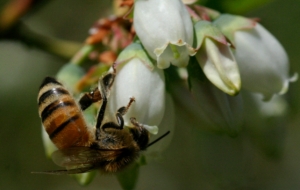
38,77,92,149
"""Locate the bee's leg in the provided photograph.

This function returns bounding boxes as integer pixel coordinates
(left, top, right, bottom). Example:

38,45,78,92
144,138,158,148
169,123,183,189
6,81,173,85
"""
98,67,116,99
102,97,135,131
117,97,135,116
79,87,101,111
115,97,136,128
95,90,108,140
79,67,116,111
95,68,117,140
129,117,150,150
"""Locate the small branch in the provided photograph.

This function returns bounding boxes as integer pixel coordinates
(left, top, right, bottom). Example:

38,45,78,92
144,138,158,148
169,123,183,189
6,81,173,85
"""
2,22,82,59
70,45,95,65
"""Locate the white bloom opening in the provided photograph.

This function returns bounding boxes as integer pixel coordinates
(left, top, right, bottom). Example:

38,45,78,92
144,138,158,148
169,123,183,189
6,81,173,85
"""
134,0,195,69
107,57,166,134
243,92,288,117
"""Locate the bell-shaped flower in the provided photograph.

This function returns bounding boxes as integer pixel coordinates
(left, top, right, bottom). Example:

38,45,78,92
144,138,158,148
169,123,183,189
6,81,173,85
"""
133,0,195,69
194,20,241,95
107,43,166,135
214,14,297,100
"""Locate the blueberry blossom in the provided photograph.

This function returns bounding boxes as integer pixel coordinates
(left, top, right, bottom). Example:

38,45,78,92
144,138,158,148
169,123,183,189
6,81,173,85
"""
214,14,297,100
194,20,241,95
133,0,195,69
107,43,166,135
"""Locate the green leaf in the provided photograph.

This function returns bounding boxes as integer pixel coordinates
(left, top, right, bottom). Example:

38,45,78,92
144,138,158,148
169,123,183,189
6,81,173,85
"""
116,162,140,190
221,0,275,14
203,0,275,14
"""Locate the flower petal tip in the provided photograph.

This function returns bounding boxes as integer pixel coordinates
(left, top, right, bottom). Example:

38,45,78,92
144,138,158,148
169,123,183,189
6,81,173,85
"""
278,73,298,96
144,125,159,135
226,88,240,96
187,45,197,56
157,59,171,69
289,72,298,83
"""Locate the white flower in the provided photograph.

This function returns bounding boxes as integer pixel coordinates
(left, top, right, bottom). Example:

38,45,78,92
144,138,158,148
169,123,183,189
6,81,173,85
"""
214,14,297,100
107,57,166,134
243,92,288,118
133,0,195,69
194,21,241,95
235,24,296,99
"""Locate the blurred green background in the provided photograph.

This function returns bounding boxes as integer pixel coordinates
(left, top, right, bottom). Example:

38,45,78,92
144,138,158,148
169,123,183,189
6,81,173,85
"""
0,0,300,189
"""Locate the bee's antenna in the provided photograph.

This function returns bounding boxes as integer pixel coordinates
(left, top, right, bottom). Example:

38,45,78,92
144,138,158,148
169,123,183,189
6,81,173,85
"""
147,131,170,148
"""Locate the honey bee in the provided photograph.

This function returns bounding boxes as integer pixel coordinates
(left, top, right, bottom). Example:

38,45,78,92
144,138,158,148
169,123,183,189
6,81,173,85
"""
36,68,169,174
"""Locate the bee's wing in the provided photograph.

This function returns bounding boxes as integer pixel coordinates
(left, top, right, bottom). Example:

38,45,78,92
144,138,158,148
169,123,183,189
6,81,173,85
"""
48,147,123,174
32,147,124,175
31,168,94,175
51,147,102,168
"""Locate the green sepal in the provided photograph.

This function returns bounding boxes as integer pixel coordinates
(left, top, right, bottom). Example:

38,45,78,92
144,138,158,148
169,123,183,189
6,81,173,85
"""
116,42,154,70
194,20,227,49
116,162,140,190
115,155,148,190
70,171,97,186
213,14,256,47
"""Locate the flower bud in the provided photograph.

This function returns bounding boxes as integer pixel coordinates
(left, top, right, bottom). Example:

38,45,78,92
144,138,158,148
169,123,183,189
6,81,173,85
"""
194,21,241,95
133,0,195,69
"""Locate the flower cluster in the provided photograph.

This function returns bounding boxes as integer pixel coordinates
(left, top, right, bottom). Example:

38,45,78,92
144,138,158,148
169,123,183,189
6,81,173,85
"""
134,1,296,98
130,0,296,135
41,0,296,188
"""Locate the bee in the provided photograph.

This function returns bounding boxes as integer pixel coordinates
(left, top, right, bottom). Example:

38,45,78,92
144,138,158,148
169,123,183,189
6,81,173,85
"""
36,67,169,174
